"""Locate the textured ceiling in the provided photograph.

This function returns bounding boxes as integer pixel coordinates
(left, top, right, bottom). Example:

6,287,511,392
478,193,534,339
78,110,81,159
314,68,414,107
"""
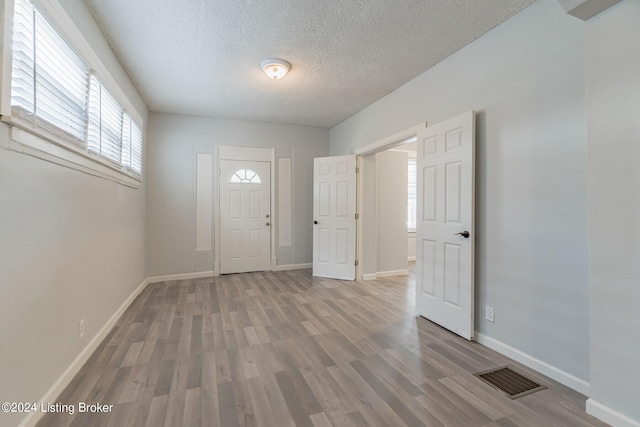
84,0,535,128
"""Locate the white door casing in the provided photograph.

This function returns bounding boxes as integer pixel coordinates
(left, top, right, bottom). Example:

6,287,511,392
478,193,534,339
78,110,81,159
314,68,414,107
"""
313,155,357,280
219,160,271,274
416,111,475,340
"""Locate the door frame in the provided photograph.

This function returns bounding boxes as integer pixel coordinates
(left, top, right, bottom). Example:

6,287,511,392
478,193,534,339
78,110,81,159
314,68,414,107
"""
214,146,276,274
354,123,425,281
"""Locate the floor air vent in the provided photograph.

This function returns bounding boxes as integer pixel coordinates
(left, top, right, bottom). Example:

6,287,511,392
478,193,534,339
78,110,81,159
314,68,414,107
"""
474,366,547,399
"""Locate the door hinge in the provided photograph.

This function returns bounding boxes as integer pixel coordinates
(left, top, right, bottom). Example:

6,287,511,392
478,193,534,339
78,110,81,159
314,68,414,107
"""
355,167,359,173
355,260,359,266
355,213,359,220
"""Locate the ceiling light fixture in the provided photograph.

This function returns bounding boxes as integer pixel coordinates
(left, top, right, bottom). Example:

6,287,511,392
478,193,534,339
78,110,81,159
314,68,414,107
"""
261,58,291,80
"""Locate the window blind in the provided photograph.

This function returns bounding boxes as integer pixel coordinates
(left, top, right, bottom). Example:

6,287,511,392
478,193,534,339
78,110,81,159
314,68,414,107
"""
11,0,89,143
121,113,131,169
99,83,123,163
10,0,35,113
87,74,101,153
129,119,142,174
34,6,89,141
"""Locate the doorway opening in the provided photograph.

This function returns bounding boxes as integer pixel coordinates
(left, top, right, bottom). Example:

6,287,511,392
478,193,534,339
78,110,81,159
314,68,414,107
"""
355,126,423,281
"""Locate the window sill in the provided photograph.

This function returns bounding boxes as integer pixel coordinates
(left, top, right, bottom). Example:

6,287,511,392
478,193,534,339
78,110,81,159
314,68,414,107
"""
1,117,141,188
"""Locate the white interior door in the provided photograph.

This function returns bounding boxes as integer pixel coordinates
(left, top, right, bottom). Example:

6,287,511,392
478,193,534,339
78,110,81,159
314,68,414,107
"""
313,155,357,280
416,111,475,340
219,160,271,274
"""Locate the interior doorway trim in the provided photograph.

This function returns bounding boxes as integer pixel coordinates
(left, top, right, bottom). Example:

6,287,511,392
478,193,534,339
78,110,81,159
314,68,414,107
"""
354,124,425,155
214,145,276,274
354,123,425,280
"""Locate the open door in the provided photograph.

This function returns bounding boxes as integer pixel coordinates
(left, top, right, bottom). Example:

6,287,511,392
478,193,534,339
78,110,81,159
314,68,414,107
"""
416,111,475,340
313,155,357,280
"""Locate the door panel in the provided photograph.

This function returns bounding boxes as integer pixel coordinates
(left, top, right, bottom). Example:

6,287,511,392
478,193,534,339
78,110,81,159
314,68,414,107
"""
318,228,330,262
422,240,437,296
423,166,437,221
220,160,271,274
313,155,356,280
444,243,461,306
416,111,475,340
445,162,462,223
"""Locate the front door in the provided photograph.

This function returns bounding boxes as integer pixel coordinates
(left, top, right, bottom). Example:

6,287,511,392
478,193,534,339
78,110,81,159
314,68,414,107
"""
312,155,357,280
219,160,271,274
416,111,475,340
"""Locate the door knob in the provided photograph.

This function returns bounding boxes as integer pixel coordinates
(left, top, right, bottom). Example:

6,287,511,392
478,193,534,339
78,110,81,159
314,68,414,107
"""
454,231,470,238
266,222,270,226
266,214,270,218
314,220,318,225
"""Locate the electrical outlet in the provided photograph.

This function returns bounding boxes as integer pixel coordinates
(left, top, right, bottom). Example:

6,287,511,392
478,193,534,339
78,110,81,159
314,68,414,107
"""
78,319,85,338
485,305,495,322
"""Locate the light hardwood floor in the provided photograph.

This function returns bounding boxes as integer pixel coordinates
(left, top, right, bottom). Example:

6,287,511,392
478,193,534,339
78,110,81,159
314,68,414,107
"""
37,266,608,427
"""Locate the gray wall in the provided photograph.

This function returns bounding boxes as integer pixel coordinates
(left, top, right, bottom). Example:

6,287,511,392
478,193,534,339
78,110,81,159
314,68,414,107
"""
0,0,147,426
375,150,408,274
586,0,640,422
360,154,378,276
146,113,330,276
330,0,590,384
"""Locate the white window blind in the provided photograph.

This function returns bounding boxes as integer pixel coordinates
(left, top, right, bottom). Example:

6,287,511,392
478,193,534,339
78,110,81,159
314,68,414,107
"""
11,0,89,143
129,120,142,174
9,0,143,180
120,113,143,174
10,0,35,113
87,75,123,164
121,113,131,168
408,158,417,231
87,74,101,152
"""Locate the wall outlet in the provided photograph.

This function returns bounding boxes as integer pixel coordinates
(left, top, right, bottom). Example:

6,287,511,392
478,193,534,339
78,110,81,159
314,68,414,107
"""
78,319,85,338
485,305,495,322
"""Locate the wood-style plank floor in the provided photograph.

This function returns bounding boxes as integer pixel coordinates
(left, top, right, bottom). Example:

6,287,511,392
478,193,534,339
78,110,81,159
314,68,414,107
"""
37,266,608,427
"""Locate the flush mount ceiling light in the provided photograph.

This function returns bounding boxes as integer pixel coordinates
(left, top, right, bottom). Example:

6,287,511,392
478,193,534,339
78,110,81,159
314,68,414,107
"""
261,58,291,80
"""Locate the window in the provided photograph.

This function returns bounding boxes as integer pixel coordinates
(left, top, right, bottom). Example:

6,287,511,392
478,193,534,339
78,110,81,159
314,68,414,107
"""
87,75,142,174
88,75,122,163
6,0,143,180
230,169,262,184
11,0,89,143
408,158,417,231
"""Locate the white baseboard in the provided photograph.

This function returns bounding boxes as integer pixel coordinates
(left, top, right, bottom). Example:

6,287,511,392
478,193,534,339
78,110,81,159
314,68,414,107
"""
146,270,216,283
475,332,590,396
362,273,378,281
587,398,640,427
274,263,312,271
376,269,409,277
18,278,149,427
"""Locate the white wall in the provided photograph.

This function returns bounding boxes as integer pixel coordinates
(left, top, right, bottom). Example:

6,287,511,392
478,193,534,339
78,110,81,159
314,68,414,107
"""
585,1,640,424
0,1,147,426
408,233,416,261
408,151,416,261
360,154,377,276
375,150,408,274
146,113,330,276
331,0,590,386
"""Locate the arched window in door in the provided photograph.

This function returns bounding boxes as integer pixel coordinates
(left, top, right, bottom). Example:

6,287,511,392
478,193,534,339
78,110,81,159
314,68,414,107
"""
230,169,262,184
